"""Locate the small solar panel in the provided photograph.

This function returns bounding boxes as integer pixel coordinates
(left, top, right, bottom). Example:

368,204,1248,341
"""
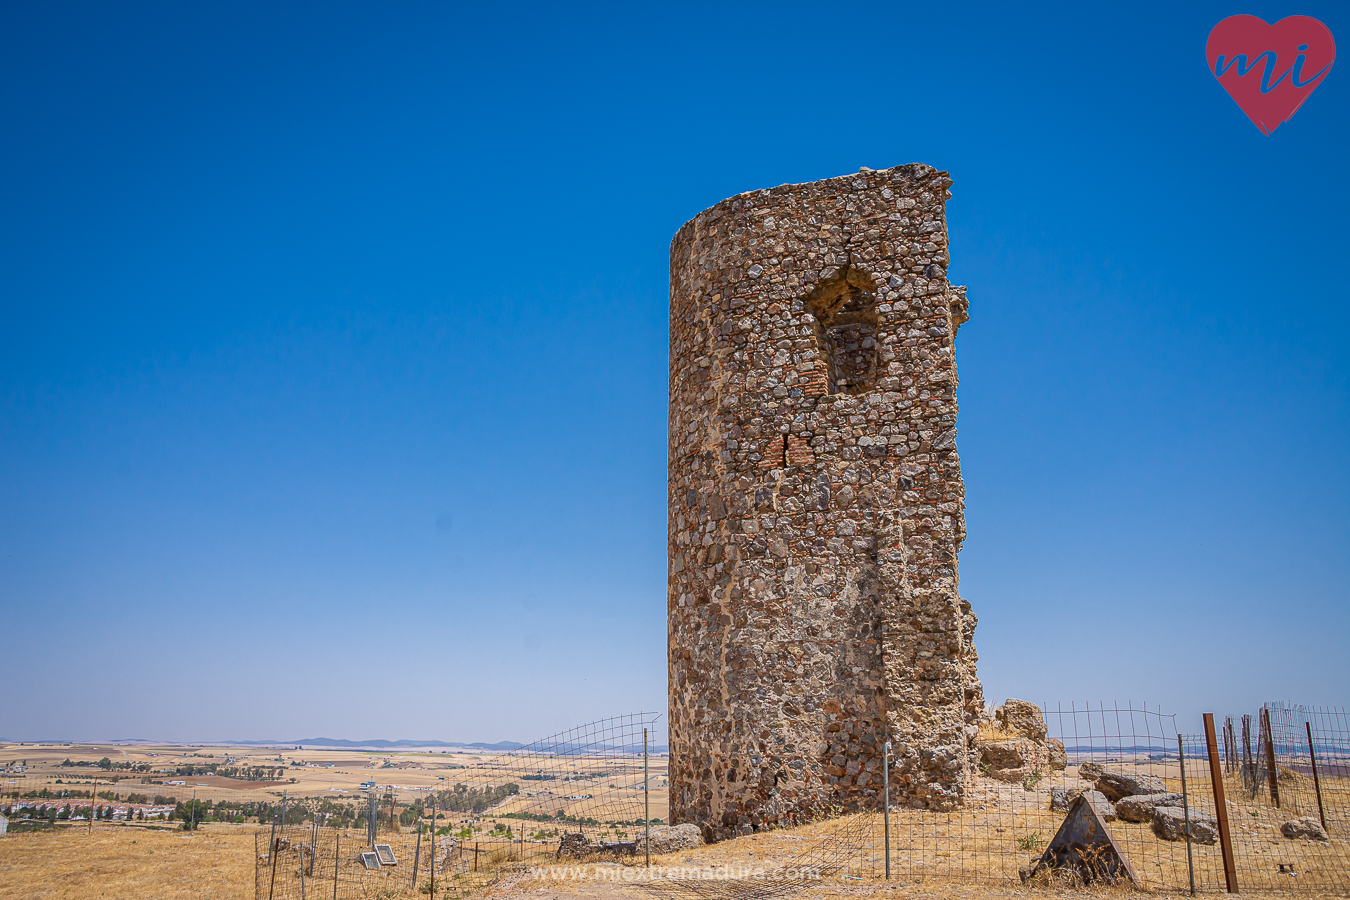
359,851,381,870
374,844,397,866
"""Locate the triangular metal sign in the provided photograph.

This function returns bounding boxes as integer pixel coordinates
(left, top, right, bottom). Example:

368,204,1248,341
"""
1030,795,1139,886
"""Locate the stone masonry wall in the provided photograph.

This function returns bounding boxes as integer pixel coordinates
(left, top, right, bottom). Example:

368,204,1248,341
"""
668,164,983,841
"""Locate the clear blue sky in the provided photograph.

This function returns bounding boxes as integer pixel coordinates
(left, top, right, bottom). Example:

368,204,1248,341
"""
1,1,1346,744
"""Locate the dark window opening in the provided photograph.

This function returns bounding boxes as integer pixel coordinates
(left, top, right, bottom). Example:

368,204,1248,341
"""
804,277,880,396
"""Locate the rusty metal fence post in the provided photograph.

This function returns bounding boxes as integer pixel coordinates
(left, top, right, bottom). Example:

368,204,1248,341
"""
1204,713,1239,893
1306,721,1328,834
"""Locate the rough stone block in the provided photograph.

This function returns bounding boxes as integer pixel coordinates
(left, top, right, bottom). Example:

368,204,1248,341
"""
1152,805,1218,844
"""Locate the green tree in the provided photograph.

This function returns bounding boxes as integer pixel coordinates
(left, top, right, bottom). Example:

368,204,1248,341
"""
174,799,209,830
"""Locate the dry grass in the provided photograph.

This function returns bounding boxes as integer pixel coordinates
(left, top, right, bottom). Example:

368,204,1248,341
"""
975,722,1011,746
0,823,254,900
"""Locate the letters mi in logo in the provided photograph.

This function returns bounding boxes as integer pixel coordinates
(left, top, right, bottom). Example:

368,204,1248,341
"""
1207,15,1335,134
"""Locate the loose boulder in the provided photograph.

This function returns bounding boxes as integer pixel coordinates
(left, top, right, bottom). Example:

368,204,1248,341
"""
1078,762,1106,781
1280,817,1329,841
980,699,1066,781
1091,768,1169,801
635,824,704,855
1115,793,1184,823
1050,787,1082,812
1083,790,1117,822
982,738,1042,769
1152,806,1217,845
557,833,592,856
997,699,1049,741
981,738,1049,784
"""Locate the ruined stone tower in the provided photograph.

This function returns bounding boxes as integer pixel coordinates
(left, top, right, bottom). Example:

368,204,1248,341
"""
667,165,982,840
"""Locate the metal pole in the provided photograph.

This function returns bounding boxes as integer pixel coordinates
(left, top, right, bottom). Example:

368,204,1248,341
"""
191,788,197,832
1203,713,1239,893
430,800,435,900
883,741,891,880
1306,722,1328,834
281,790,289,838
1222,718,1232,772
644,728,651,869
1261,708,1280,808
1242,716,1254,793
333,833,340,900
1178,735,1194,896
300,844,306,900
269,798,279,865
412,825,421,888
268,836,281,900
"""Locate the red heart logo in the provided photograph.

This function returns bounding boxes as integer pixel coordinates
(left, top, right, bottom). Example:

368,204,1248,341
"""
1206,15,1336,134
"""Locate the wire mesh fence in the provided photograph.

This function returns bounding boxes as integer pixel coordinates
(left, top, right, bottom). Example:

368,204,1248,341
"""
254,825,543,900
838,703,1208,890
832,703,1350,895
253,704,1350,900
254,713,665,900
1206,703,1349,893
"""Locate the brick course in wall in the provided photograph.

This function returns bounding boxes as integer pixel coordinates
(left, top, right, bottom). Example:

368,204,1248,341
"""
667,164,983,842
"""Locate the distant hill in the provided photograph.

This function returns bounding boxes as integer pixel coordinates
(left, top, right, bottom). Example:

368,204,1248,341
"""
224,738,527,751
92,736,670,753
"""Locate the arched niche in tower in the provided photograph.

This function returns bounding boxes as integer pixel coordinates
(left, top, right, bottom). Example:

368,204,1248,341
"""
804,273,881,396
